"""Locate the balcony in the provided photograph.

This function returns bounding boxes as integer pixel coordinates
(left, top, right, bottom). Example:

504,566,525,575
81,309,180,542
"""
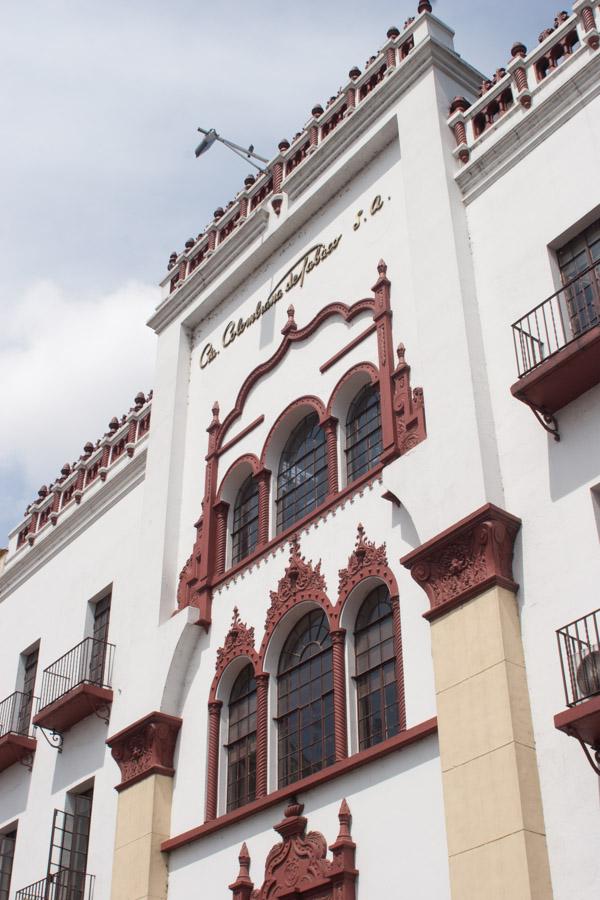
554,608,600,770
511,261,600,432
33,638,114,735
0,691,36,772
15,870,95,899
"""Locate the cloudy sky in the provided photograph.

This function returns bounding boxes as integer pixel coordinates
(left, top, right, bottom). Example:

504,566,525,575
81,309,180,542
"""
0,0,557,544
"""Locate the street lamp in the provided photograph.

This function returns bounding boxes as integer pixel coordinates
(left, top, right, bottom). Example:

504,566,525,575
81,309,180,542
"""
195,127,269,174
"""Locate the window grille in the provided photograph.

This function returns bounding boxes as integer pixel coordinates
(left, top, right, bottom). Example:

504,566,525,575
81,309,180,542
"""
17,647,38,736
231,477,259,565
277,609,334,787
226,666,257,812
558,217,600,336
354,586,399,751
345,384,382,483
276,413,328,533
0,830,16,900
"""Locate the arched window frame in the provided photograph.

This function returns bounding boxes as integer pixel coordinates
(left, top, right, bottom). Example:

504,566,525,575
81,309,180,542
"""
345,382,383,484
225,663,258,813
231,474,260,566
275,412,329,534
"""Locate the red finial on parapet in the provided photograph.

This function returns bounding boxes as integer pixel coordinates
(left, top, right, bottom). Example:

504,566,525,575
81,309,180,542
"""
418,0,432,13
281,304,297,335
511,41,527,59
337,799,352,839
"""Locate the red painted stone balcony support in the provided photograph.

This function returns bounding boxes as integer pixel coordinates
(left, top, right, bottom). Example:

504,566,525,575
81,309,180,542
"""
510,259,600,439
0,691,37,773
554,607,600,775
33,637,115,736
107,710,182,791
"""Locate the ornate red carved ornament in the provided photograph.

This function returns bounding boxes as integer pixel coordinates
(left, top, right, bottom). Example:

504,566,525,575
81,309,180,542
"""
106,711,182,791
176,261,426,626
229,800,357,900
401,503,522,620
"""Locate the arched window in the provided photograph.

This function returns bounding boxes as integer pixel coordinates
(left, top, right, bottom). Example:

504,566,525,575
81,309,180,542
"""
226,665,257,812
276,412,328,533
345,384,382,483
354,585,399,750
277,609,334,787
231,475,259,565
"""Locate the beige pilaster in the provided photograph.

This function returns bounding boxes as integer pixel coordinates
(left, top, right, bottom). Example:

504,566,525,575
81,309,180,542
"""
111,774,172,900
107,711,182,900
402,503,554,900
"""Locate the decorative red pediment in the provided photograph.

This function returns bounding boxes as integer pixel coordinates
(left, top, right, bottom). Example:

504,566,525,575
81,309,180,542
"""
229,800,357,899
264,536,330,636
216,608,257,675
401,503,522,620
338,524,394,601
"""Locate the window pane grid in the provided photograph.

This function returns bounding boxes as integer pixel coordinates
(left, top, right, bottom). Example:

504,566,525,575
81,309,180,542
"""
0,832,16,900
226,666,257,812
558,218,600,334
346,386,382,483
276,414,328,533
232,477,260,565
277,611,335,788
354,586,399,751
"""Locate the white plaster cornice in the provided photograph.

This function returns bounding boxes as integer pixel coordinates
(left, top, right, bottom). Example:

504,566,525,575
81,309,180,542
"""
0,450,147,601
456,50,600,204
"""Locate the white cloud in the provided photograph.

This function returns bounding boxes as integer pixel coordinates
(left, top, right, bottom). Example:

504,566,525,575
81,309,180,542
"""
1,279,158,532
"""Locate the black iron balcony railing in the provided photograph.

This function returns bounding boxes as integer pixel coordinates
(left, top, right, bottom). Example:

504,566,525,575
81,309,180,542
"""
38,638,115,712
0,690,36,739
512,259,600,378
557,608,600,708
15,870,95,900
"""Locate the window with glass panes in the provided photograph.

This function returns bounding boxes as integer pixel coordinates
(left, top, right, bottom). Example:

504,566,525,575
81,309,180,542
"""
345,384,382,483
231,476,259,565
558,217,600,335
276,413,328,533
277,609,335,788
226,665,257,812
89,594,111,686
354,585,399,750
16,647,38,736
0,830,16,900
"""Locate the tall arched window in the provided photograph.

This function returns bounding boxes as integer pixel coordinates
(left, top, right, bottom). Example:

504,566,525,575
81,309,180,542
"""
276,412,328,533
231,476,259,565
354,585,398,750
345,384,382,483
277,609,334,787
226,665,257,812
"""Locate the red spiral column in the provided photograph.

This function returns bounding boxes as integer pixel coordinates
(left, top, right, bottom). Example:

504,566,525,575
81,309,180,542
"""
206,700,222,821
255,673,270,798
322,416,339,499
256,469,271,549
330,628,348,761
449,96,471,164
391,598,406,730
213,501,229,577
581,5,600,48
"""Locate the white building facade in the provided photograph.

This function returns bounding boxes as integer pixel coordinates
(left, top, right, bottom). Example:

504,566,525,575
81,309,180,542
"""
1,2,600,898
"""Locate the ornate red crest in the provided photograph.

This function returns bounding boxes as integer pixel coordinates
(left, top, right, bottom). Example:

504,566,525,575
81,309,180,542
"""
107,712,182,791
264,536,330,635
216,608,257,671
229,800,357,899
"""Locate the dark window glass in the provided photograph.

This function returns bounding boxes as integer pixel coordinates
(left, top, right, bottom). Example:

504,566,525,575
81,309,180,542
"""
277,609,335,788
558,218,600,336
345,384,382,483
17,647,38,736
276,413,328,533
0,830,16,900
231,476,259,565
354,586,399,751
226,666,257,812
89,595,111,686
49,788,93,897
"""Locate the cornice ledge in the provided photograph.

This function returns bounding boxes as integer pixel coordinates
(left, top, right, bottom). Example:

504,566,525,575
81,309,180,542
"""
0,449,147,601
148,209,270,334
456,51,600,204
400,502,521,621
285,37,481,204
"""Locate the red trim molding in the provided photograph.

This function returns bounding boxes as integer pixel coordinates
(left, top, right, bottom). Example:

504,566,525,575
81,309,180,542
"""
229,799,357,900
162,717,437,852
401,503,522,621
107,711,182,791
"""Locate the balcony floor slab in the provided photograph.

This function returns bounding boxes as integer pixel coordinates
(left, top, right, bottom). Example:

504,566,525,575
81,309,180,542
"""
554,692,600,748
0,733,36,772
33,683,113,733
